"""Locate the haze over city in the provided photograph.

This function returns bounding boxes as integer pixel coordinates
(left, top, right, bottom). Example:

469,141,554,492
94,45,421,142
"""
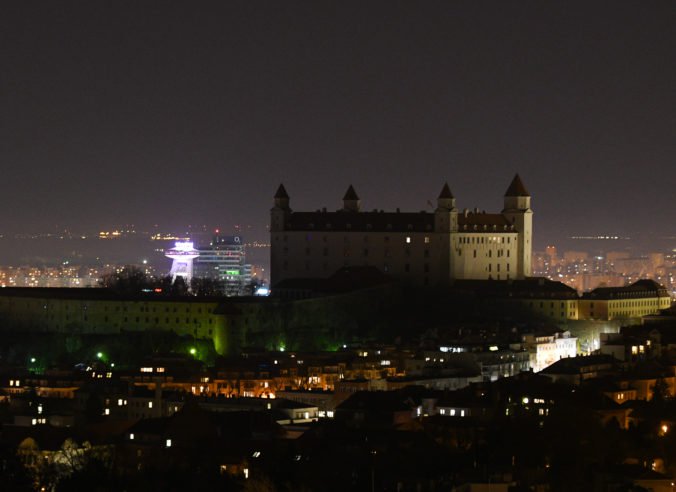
2,1,675,251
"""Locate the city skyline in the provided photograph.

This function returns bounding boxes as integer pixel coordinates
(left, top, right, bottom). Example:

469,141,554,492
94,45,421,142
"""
1,2,675,244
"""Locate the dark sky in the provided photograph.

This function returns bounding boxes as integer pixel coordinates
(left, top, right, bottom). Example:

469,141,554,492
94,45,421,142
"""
2,1,675,247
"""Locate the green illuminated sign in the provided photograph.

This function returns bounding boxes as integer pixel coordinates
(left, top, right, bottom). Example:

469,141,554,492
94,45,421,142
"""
225,270,240,275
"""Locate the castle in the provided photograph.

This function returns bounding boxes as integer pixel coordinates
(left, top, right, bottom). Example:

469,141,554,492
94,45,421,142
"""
270,174,533,287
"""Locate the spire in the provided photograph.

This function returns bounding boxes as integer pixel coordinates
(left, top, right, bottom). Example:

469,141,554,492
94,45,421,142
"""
342,185,360,212
504,174,530,197
274,183,289,199
343,185,359,201
438,182,454,199
436,182,456,213
273,183,290,211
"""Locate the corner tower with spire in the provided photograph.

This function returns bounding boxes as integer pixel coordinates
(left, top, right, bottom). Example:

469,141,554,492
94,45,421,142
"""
502,174,533,278
270,183,291,233
434,182,459,233
342,185,360,212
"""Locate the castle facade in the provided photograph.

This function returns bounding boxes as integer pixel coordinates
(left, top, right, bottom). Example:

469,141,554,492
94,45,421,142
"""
270,175,533,287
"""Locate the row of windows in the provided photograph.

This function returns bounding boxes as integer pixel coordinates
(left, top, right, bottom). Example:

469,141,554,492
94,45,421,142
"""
459,249,511,259
289,235,434,244
458,236,512,244
487,263,509,272
610,299,660,308
36,304,213,314
281,261,430,274
293,222,433,231
45,314,215,325
286,247,433,258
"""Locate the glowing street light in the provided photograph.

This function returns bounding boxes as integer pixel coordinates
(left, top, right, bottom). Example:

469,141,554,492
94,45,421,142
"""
97,352,104,359
189,347,197,356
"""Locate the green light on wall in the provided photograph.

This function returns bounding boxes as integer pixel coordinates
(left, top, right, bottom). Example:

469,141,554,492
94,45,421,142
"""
225,270,240,276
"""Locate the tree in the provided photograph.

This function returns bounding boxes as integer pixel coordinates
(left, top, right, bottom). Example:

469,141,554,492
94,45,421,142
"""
190,277,225,297
171,276,190,296
99,266,153,294
651,378,670,402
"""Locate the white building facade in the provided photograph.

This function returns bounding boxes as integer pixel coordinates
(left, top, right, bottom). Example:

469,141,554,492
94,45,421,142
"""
193,235,252,296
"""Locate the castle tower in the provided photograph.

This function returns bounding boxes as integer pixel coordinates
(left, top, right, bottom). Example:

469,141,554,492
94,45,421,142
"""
273,183,290,210
434,182,458,231
434,182,459,284
342,185,360,212
165,241,200,284
502,174,533,278
271,184,290,233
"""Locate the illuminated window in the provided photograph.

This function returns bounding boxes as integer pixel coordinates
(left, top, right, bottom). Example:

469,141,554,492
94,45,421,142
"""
405,237,411,243
129,433,134,440
148,401,153,409
166,439,172,448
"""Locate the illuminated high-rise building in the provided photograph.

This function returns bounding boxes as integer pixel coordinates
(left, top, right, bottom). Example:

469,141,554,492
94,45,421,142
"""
165,241,199,284
194,235,252,296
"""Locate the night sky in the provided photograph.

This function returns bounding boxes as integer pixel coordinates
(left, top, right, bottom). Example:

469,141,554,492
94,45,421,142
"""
2,1,675,248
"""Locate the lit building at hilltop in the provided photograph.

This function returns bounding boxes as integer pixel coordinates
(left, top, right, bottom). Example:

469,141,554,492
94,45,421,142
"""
270,174,533,287
193,235,252,296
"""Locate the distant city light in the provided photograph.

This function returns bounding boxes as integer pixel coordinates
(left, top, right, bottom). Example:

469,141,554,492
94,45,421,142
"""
189,347,197,355
97,352,103,359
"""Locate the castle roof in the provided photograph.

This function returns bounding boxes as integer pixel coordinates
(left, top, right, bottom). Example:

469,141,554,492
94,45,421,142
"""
285,211,434,232
451,277,579,299
438,183,454,199
274,184,289,199
582,279,670,300
343,185,359,201
457,212,512,229
283,209,517,233
504,174,530,197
